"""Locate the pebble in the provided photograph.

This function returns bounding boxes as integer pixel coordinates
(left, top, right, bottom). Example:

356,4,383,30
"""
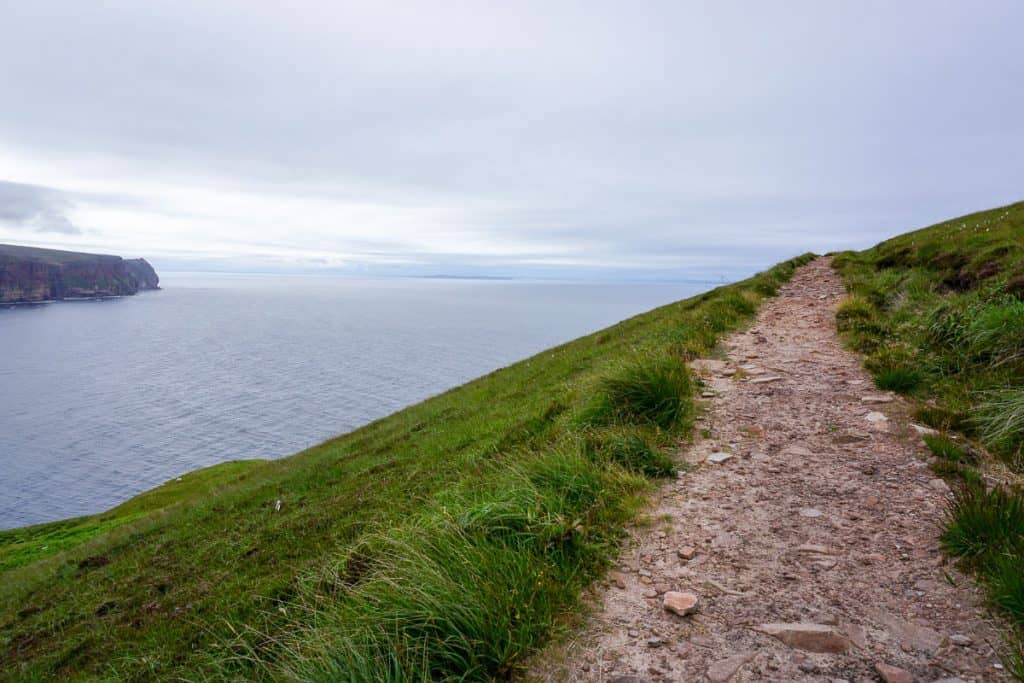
799,507,823,518
662,591,698,616
861,394,895,404
865,411,888,423
875,662,914,683
949,633,972,647
910,423,938,435
758,623,851,653
796,543,829,554
677,546,697,560
705,652,755,682
707,452,734,464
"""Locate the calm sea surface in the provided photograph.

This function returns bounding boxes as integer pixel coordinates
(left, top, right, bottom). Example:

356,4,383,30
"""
0,273,709,529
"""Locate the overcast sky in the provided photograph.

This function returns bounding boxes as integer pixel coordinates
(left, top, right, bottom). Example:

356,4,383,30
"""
0,1,1021,279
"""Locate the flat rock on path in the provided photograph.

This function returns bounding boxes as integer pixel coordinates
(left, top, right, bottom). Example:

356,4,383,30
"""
528,257,1007,682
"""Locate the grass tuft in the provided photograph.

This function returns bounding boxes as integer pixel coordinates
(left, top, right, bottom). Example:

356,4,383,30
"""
872,366,923,393
582,428,676,478
942,484,1024,562
975,389,1024,463
923,434,971,463
991,551,1024,626
965,299,1024,367
595,354,693,430
929,459,982,485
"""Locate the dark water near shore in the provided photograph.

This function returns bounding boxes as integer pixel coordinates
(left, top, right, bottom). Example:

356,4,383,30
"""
0,273,709,529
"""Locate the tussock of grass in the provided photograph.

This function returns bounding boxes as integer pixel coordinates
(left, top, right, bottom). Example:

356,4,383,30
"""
965,299,1024,367
923,434,971,463
835,296,875,331
582,427,677,478
944,484,1024,640
929,459,982,485
596,354,693,430
976,389,1024,464
943,485,1024,562
873,366,923,393
991,551,1024,626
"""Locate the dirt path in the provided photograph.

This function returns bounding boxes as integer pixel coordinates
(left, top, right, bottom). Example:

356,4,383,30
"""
533,257,1007,682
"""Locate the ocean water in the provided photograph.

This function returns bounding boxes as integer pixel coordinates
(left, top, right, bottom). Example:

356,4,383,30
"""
0,273,709,529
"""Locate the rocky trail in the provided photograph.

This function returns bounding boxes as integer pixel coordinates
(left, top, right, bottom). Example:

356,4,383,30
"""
532,257,1008,682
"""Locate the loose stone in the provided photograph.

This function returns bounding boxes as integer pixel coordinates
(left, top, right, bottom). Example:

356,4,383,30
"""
874,662,914,683
705,652,755,682
677,546,697,560
750,375,783,384
758,623,851,653
662,591,698,616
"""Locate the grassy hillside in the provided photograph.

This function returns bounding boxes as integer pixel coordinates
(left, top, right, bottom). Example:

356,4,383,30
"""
832,200,1024,677
1,255,812,681
0,244,122,265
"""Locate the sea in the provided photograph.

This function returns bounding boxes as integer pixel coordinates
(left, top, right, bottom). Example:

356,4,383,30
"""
0,273,712,529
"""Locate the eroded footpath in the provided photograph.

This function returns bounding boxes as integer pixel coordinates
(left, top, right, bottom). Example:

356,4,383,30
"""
533,257,1007,682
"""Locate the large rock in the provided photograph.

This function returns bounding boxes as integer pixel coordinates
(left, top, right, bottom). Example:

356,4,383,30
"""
662,591,699,616
758,622,851,653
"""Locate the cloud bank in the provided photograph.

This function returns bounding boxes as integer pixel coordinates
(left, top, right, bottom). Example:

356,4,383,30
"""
0,1,1021,278
0,180,80,235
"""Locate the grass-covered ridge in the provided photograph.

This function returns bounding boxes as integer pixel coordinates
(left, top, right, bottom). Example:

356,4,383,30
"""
832,199,1024,675
1,255,812,681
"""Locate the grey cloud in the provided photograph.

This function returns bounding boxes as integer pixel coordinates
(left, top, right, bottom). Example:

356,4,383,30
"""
0,2,1022,273
0,180,81,234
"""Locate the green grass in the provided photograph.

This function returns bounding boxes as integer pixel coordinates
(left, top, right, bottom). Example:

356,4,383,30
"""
976,389,1024,462
586,353,694,430
872,366,923,393
943,484,1024,628
943,485,1024,561
834,199,1024,675
923,434,972,463
0,254,812,681
833,200,1024,463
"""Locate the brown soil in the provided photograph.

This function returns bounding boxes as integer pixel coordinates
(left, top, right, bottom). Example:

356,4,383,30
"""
531,257,1008,682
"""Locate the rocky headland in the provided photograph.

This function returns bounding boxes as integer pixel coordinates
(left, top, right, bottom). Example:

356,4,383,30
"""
0,243,159,304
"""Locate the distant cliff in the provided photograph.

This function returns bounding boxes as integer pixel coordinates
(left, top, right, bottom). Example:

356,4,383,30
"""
0,244,160,304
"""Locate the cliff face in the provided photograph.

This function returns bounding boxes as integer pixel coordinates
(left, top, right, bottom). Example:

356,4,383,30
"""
0,244,161,304
124,258,160,290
